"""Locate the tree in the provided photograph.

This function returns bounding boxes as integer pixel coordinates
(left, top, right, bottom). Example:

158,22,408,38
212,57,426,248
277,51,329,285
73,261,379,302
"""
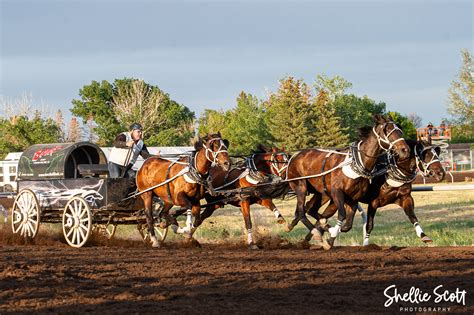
66,117,83,142
265,77,316,150
407,113,423,129
447,49,474,142
314,74,352,102
387,111,417,140
54,109,66,142
332,94,387,142
312,90,349,148
198,109,230,136
71,78,195,146
0,115,62,159
225,92,273,155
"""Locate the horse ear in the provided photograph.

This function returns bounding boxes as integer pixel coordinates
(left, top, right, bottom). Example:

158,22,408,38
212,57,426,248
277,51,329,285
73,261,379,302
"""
271,147,277,153
223,139,229,148
373,114,386,124
217,131,222,137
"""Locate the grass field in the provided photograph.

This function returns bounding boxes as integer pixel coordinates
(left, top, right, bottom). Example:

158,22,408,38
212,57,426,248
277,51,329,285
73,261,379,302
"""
2,183,473,247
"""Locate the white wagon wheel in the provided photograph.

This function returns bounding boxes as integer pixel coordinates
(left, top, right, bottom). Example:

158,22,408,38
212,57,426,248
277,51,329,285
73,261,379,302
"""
62,196,92,248
11,189,41,239
137,223,168,243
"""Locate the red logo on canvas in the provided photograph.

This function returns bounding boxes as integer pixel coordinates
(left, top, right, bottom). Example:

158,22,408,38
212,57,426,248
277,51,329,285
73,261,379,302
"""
32,146,62,161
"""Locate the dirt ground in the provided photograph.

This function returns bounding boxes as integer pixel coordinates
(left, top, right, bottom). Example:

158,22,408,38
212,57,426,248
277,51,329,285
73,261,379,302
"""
0,229,473,314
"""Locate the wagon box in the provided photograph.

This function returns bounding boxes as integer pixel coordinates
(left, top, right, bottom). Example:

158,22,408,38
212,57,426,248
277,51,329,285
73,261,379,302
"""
11,142,168,248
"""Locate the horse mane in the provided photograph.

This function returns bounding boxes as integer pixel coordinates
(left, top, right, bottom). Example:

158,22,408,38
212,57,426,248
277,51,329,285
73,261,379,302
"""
252,144,271,154
358,126,372,141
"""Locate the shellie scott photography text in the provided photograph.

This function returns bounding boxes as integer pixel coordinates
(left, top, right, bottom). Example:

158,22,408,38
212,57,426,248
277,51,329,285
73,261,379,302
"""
384,284,467,311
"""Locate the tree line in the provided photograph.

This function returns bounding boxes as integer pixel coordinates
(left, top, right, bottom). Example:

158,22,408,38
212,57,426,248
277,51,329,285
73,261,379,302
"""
0,49,472,158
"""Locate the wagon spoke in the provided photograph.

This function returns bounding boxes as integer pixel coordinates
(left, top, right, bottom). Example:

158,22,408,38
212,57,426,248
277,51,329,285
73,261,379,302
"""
78,226,86,241
66,226,74,238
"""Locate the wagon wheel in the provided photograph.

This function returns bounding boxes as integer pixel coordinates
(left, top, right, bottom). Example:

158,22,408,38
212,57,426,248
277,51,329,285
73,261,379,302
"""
11,189,41,239
94,224,117,240
62,196,92,248
137,223,168,243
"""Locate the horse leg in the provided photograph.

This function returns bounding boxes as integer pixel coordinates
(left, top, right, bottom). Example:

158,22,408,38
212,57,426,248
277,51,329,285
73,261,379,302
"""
326,189,347,249
241,200,259,250
364,203,378,246
257,199,285,224
141,191,160,248
194,204,220,228
287,181,314,231
341,203,357,233
396,196,431,243
304,194,328,243
170,192,193,235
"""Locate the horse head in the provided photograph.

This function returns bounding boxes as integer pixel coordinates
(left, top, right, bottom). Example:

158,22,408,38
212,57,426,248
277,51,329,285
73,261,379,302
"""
371,114,410,160
195,132,231,171
415,141,445,181
251,144,289,178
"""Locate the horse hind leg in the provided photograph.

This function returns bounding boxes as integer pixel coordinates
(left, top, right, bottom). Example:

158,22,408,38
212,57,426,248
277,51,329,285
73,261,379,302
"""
141,191,161,248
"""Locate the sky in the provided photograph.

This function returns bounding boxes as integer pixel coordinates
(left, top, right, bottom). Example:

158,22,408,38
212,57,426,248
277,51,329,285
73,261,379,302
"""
0,0,472,127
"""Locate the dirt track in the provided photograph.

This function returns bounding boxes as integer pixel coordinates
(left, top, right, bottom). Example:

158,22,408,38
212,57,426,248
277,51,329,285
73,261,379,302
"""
1,229,473,315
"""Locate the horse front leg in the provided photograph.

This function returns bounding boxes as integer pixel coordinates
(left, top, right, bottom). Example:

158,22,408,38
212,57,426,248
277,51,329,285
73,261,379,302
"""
396,195,431,243
364,203,378,246
257,199,285,224
340,203,357,233
141,191,160,248
326,189,347,249
304,194,328,243
287,180,315,232
241,200,258,250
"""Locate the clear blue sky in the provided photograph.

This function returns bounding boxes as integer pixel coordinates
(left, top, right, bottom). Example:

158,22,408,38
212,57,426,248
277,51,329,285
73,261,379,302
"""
1,0,472,126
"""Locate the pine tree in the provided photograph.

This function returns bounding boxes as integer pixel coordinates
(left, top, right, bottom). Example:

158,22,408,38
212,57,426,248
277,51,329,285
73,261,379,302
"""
265,77,316,151
225,91,273,155
313,90,349,148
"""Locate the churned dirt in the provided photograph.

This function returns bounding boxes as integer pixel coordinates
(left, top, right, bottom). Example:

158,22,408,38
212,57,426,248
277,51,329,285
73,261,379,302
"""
0,227,473,314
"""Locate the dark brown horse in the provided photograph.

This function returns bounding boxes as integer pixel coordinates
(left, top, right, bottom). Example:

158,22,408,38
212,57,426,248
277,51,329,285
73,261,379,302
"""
285,115,410,249
195,145,289,249
136,133,230,247
307,139,445,245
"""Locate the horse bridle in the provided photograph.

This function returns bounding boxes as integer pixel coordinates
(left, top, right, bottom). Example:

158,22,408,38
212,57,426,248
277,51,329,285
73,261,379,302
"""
202,138,229,167
372,122,406,153
270,152,289,177
415,144,441,176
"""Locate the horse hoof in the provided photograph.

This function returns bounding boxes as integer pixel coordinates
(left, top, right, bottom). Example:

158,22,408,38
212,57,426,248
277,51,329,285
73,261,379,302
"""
277,218,286,224
286,224,294,232
309,243,323,250
323,237,335,250
159,221,168,229
304,233,313,242
248,243,260,250
421,236,433,243
151,241,161,248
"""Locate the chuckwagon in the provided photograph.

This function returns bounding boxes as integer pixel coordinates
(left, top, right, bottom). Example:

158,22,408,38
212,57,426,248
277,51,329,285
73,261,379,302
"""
10,142,168,247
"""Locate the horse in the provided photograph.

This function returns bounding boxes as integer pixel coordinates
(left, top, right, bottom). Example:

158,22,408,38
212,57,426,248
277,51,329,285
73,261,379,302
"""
285,114,410,249
194,145,290,249
136,132,230,247
307,139,445,245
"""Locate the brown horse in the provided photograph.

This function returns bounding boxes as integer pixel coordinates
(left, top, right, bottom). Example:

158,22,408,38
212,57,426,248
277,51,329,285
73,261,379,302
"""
195,145,289,249
305,139,445,245
136,133,230,247
286,114,410,248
